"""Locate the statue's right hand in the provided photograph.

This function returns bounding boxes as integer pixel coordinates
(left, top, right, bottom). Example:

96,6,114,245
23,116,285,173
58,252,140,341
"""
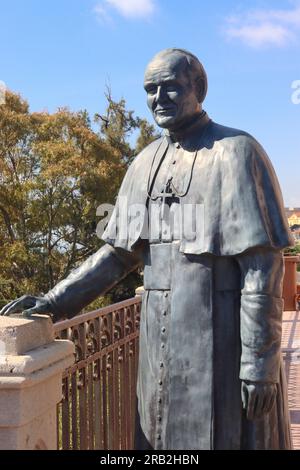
0,295,52,318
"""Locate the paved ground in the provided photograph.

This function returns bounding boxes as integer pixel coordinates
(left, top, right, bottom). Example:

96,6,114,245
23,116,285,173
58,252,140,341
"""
282,311,300,449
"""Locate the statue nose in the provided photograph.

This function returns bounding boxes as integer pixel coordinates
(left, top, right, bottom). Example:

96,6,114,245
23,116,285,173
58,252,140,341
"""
156,86,168,102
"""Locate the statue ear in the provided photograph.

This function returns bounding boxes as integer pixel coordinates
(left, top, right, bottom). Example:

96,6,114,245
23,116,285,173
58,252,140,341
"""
194,77,207,103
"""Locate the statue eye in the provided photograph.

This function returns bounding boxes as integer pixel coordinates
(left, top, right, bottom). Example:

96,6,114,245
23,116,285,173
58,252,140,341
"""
146,86,157,95
166,85,177,92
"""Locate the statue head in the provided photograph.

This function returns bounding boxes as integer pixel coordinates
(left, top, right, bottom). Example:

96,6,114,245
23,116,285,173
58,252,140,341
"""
144,48,208,132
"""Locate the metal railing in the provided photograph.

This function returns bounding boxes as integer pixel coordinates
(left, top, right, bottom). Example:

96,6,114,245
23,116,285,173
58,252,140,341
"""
54,296,141,450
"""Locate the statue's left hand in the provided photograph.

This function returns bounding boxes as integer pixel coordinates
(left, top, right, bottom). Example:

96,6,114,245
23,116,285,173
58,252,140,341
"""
0,295,52,318
241,381,277,420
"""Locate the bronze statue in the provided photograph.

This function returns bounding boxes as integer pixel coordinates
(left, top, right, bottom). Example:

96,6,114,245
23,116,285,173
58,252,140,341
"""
0,48,294,450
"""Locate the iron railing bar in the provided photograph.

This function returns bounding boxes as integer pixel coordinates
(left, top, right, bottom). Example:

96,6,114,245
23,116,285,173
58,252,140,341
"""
62,331,139,378
56,296,141,451
54,297,142,334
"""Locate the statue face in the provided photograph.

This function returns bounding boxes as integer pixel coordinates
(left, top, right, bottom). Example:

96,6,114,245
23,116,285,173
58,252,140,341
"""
144,54,201,131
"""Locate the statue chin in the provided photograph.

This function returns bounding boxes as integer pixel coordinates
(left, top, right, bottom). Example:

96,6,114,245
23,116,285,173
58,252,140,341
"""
153,114,178,130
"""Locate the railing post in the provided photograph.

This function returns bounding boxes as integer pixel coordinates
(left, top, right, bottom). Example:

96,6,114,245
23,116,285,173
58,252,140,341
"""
283,255,300,311
0,315,74,450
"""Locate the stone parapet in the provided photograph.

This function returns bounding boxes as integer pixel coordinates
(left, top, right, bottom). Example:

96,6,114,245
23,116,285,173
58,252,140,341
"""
0,315,74,450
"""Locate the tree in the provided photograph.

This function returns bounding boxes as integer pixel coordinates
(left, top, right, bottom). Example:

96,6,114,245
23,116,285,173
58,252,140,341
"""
135,118,160,154
0,90,158,312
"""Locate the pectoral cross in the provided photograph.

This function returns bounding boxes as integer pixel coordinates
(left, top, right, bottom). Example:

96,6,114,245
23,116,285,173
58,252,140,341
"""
159,177,178,218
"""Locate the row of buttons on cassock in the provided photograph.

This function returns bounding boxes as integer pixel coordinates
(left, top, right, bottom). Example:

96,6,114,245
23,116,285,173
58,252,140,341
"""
156,291,169,445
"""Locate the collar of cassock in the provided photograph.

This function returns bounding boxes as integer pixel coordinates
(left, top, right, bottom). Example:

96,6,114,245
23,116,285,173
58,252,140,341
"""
164,110,211,150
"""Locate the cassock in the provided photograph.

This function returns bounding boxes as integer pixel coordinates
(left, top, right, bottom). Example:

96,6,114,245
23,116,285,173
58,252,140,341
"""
47,112,294,450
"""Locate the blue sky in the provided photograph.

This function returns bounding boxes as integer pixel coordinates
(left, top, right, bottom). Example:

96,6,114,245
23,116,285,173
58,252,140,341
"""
0,0,299,205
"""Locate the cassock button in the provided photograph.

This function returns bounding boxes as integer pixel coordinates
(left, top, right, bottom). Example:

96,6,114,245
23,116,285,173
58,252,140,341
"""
157,434,161,441
158,380,163,386
161,327,166,333
158,416,162,422
164,292,168,298
161,344,165,349
158,398,162,404
160,362,164,368
162,310,167,316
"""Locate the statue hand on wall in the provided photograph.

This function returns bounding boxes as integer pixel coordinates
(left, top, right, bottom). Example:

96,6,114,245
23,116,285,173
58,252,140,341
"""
241,380,277,420
0,295,52,318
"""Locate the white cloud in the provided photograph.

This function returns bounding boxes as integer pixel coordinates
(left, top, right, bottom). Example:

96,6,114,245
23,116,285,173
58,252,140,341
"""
225,4,300,47
247,6,300,27
227,23,294,47
94,0,155,22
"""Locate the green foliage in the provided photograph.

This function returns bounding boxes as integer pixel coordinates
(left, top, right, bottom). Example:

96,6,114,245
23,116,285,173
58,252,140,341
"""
284,244,300,256
0,90,157,310
284,244,300,271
